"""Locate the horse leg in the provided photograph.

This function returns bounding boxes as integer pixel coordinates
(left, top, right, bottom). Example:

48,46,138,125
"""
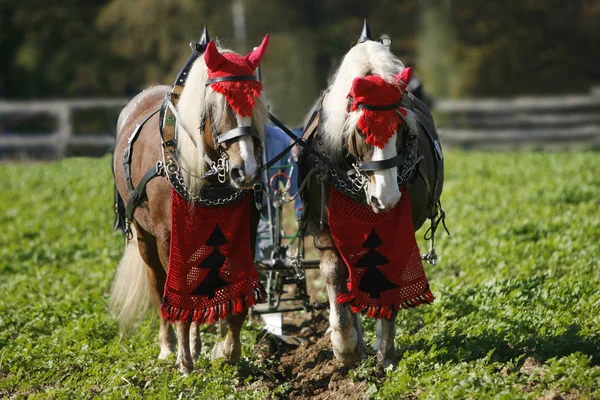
211,312,246,364
157,318,176,360
136,226,176,360
315,231,366,365
151,226,194,372
374,310,398,368
175,322,193,374
190,322,202,361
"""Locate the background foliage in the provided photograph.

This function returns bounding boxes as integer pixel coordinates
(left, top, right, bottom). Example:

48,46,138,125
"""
2,0,600,124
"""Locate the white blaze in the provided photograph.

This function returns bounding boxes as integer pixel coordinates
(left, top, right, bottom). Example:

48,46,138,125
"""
236,115,257,182
367,134,401,211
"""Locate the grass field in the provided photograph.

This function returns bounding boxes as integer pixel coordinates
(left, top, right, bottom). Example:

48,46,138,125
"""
1,152,599,399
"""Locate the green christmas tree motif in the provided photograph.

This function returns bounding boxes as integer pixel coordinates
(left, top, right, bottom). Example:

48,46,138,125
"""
355,228,398,299
190,225,230,299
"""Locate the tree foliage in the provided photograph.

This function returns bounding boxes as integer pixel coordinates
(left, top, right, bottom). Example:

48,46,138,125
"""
1,0,599,120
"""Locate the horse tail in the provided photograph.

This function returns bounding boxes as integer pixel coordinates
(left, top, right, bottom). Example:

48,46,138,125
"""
109,224,152,331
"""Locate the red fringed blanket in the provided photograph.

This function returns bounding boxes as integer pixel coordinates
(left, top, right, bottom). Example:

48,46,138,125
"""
329,187,434,318
161,190,264,324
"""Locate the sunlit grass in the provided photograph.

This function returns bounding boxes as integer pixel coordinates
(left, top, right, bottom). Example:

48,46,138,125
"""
0,152,598,398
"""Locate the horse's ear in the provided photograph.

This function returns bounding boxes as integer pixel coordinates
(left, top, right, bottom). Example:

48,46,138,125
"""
204,40,226,71
395,67,412,90
351,77,375,96
245,34,269,69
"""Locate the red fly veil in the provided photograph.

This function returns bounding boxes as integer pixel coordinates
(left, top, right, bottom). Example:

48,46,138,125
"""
204,36,268,117
348,67,412,148
161,191,264,324
329,187,434,319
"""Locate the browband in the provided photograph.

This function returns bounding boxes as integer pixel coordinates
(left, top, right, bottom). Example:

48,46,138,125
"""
205,75,258,86
353,98,404,111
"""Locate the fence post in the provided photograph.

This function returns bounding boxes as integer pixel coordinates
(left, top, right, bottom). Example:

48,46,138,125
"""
55,103,72,158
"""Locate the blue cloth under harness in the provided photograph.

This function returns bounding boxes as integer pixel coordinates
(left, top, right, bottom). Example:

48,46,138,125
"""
256,124,303,255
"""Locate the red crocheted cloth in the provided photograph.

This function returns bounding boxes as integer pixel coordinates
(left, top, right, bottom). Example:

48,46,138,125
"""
329,186,433,318
161,190,264,324
204,36,269,117
348,67,412,148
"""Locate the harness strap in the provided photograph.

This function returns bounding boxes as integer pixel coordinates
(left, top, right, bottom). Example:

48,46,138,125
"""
260,141,297,173
125,161,165,223
350,97,404,111
416,116,443,218
164,97,197,147
161,87,183,170
357,153,404,171
123,109,161,194
206,75,258,85
216,126,260,144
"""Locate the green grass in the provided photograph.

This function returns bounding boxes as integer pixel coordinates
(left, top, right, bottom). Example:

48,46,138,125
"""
1,152,599,399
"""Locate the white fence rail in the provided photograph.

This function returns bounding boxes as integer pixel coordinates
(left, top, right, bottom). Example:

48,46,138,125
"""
0,98,128,158
434,87,600,150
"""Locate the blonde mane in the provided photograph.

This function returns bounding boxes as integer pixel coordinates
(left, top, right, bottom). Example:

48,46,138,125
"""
176,47,267,195
321,41,404,159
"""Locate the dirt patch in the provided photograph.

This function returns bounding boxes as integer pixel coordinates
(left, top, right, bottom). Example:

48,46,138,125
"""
247,311,379,399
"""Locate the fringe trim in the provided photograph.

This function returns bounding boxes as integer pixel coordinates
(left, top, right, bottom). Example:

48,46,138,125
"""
160,285,265,324
210,82,262,118
336,288,435,319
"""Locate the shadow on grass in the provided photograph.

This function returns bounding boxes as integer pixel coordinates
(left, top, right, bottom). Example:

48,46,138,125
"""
403,323,599,366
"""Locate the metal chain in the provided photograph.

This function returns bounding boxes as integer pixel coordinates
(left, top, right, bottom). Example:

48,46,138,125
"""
168,170,246,206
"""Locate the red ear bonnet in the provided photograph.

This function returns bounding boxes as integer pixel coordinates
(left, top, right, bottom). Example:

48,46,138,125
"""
348,68,411,148
204,40,227,71
245,34,269,69
395,67,412,92
203,37,269,117
350,77,375,97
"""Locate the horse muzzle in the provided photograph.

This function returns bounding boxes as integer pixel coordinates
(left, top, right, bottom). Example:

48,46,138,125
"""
229,161,259,189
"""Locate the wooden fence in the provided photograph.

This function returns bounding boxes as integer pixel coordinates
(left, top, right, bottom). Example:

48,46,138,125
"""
0,98,127,159
1,87,600,159
434,87,600,150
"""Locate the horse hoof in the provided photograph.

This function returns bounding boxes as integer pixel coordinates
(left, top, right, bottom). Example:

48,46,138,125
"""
331,329,364,366
380,358,397,370
176,361,193,375
211,340,241,364
158,348,173,360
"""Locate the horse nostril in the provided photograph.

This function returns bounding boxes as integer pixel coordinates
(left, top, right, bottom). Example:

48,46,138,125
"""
230,167,245,183
370,196,382,209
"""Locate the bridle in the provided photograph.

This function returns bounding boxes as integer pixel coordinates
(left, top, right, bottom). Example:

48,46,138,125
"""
193,75,264,183
158,30,265,206
343,94,421,195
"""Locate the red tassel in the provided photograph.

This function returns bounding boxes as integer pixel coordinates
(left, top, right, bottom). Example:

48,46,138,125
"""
337,293,354,305
207,307,216,324
351,304,366,314
379,307,389,319
233,298,243,314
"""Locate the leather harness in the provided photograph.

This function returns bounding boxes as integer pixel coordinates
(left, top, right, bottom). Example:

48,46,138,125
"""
117,30,264,237
295,89,446,245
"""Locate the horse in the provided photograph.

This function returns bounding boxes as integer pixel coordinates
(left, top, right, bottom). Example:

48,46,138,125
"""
111,28,270,374
299,21,445,368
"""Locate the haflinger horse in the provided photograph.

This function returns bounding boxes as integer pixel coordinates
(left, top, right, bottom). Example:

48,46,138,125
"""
111,27,270,373
299,21,445,368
